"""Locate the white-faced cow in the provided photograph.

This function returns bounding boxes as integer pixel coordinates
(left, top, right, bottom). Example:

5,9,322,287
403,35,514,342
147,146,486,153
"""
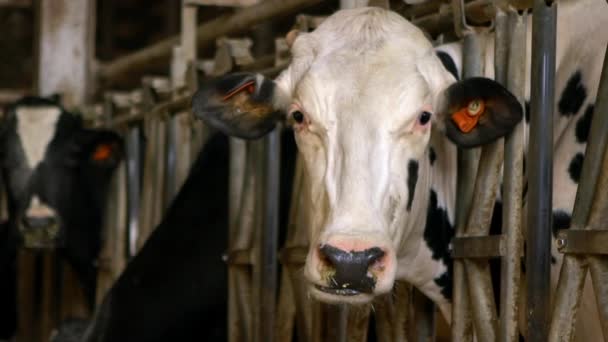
193,0,607,339
0,95,123,340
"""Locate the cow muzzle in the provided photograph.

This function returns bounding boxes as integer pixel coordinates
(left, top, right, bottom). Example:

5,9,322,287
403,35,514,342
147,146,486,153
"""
19,200,63,249
306,237,396,303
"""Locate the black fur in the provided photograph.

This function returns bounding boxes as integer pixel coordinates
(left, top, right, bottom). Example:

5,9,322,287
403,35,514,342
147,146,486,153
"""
558,71,587,117
552,210,572,237
428,147,436,166
406,160,419,211
423,190,454,299
575,104,594,143
568,152,584,183
436,51,459,81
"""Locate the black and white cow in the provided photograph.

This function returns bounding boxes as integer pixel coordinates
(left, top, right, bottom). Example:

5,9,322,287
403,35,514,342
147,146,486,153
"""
0,95,123,339
192,0,607,340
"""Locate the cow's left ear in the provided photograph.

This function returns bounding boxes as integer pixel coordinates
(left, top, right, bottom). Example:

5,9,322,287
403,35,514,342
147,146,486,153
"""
79,130,124,168
436,77,523,148
192,72,288,140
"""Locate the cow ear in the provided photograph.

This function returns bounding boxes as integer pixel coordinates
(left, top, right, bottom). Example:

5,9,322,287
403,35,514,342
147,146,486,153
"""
89,131,123,167
78,130,123,168
192,73,287,140
436,77,523,148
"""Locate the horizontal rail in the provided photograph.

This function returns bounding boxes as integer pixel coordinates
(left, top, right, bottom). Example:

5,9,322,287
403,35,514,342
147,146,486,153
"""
452,235,505,258
556,229,608,255
97,0,322,86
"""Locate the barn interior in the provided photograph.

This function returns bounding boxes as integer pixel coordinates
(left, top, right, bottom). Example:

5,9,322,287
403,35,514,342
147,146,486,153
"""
1,0,608,342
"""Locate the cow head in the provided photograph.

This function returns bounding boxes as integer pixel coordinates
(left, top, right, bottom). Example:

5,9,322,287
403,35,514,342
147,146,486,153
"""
193,7,521,304
0,95,123,295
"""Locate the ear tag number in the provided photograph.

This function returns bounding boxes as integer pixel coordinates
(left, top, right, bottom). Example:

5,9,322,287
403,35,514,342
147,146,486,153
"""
451,99,485,133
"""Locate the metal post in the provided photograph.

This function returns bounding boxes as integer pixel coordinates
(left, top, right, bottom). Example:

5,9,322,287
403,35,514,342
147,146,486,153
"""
256,128,280,342
36,0,95,107
526,0,556,340
585,44,608,340
549,43,608,342
452,29,483,342
125,125,142,258
499,9,526,342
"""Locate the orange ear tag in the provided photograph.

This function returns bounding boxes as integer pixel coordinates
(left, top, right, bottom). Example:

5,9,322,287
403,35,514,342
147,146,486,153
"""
451,99,485,133
93,144,113,161
221,81,256,102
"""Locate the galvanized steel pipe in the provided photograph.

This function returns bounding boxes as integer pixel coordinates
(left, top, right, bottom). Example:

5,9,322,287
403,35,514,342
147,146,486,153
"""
499,10,526,342
526,0,556,340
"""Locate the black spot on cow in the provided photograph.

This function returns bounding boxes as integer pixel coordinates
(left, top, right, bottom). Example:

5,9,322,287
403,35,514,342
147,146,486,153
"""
525,100,530,123
568,152,584,183
434,272,452,299
575,104,594,143
428,147,436,166
558,71,587,117
406,160,419,211
436,51,459,81
423,189,454,299
552,210,571,237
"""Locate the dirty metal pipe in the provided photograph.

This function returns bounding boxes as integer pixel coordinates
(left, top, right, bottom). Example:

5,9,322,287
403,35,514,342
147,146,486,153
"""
526,0,556,340
97,0,323,85
549,44,608,342
499,10,526,342
452,30,483,342
582,44,608,340
164,117,178,208
256,128,281,342
125,125,142,258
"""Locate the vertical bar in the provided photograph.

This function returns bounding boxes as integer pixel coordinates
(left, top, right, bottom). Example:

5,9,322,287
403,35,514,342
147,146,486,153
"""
548,45,608,342
526,0,556,340
586,45,608,340
164,117,178,207
256,129,281,342
452,31,482,342
36,0,95,108
412,288,436,342
499,10,526,342
125,125,142,258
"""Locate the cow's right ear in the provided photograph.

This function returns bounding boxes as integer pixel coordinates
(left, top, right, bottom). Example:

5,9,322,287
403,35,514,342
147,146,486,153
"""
192,73,288,140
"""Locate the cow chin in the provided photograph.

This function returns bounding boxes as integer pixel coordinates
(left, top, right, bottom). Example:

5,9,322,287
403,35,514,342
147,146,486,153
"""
308,285,376,305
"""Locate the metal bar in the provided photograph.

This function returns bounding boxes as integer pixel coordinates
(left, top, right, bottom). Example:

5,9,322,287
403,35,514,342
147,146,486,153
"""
256,128,281,342
125,126,142,258
499,9,526,342
452,235,505,258
36,0,95,108
556,230,608,255
582,44,608,340
451,30,482,342
526,0,556,340
97,0,323,85
412,288,436,342
164,116,178,207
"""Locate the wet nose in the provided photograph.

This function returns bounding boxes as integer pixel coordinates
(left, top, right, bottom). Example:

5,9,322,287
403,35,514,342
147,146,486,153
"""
318,244,385,293
22,215,58,230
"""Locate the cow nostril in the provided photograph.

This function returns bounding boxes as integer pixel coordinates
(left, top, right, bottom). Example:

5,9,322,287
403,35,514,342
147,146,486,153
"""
364,247,385,268
22,216,58,229
317,244,386,293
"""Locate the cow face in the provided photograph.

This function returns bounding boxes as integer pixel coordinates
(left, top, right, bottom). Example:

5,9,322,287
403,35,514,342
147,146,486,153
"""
193,7,521,304
0,96,122,279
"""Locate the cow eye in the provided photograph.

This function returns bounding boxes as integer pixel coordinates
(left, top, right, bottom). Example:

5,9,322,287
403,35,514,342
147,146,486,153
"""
419,111,432,125
292,110,305,124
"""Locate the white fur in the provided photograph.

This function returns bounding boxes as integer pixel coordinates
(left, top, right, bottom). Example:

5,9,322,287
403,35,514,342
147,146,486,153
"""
25,195,57,219
16,106,60,169
271,1,608,339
